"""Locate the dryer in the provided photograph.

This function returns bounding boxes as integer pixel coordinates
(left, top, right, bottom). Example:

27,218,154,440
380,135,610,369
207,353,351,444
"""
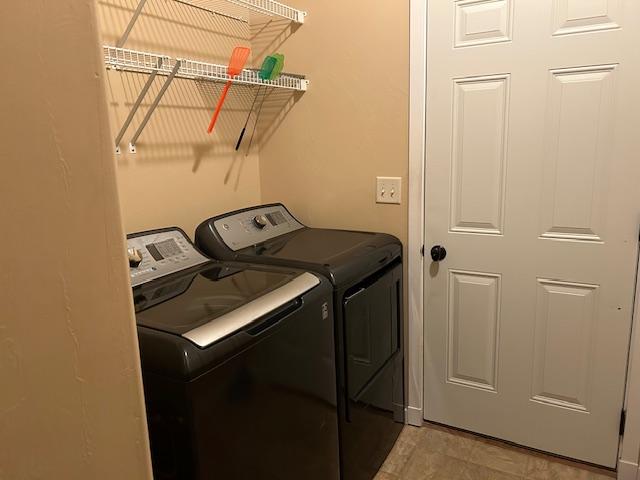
195,204,405,480
128,227,339,480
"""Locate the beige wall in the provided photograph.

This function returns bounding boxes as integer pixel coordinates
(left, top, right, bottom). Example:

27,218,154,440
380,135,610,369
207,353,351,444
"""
259,0,409,247
0,2,152,479
97,0,264,236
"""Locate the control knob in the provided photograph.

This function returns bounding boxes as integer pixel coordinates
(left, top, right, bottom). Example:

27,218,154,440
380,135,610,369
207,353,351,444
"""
128,248,143,268
253,215,269,229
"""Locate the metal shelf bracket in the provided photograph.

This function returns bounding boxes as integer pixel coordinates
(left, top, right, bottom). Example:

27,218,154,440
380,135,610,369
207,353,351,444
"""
117,0,148,48
114,57,164,154
127,60,181,154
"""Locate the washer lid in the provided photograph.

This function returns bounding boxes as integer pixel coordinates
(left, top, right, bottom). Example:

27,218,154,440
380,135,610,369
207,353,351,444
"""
134,263,319,347
238,228,401,286
250,228,380,265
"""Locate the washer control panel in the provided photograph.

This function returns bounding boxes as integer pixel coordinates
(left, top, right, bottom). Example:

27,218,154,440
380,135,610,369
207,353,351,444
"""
128,229,209,287
213,205,304,251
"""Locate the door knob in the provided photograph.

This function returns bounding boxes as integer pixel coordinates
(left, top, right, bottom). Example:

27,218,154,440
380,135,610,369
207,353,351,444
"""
430,245,447,262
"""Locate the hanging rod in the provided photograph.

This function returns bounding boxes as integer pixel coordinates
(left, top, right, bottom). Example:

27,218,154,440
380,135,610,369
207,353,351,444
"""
104,46,309,153
117,0,306,48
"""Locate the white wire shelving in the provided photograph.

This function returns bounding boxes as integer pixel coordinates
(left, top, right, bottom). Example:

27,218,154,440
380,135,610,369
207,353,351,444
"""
104,47,308,90
105,46,309,153
108,0,308,153
224,0,306,23
116,0,306,48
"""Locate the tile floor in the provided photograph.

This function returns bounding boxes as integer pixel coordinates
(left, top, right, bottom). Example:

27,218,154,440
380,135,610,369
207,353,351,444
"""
376,423,616,480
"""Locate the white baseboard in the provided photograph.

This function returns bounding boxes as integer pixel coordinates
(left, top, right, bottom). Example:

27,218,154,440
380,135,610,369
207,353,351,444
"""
618,459,638,480
407,406,423,427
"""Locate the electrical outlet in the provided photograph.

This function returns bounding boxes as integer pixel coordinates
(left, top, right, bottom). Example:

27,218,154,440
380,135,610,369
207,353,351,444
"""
376,177,402,204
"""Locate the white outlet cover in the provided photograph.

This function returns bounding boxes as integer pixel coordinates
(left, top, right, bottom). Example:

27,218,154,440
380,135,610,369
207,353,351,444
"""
376,177,402,204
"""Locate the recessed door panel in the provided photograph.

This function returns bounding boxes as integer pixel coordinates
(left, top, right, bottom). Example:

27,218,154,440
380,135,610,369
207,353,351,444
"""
552,0,620,36
454,0,513,48
448,271,501,391
531,279,598,412
450,75,509,235
540,65,616,243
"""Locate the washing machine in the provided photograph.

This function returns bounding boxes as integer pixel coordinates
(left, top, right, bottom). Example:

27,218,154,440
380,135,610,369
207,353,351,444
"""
127,227,339,480
195,204,405,480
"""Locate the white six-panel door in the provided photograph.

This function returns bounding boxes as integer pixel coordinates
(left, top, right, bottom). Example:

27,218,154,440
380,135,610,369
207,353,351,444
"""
423,0,640,467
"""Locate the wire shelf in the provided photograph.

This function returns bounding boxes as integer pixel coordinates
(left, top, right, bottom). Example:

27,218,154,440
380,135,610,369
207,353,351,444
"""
104,46,309,91
104,47,170,74
107,0,308,153
223,0,306,23
116,0,306,48
105,46,309,153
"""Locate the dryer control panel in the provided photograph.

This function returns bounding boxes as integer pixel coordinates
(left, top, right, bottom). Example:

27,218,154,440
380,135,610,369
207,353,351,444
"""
127,229,209,287
212,204,304,251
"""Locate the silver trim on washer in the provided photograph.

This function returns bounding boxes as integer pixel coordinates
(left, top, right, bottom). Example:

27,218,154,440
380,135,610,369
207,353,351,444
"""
182,272,320,348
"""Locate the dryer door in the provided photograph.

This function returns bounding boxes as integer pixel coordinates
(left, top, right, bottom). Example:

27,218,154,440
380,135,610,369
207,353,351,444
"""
343,267,400,397
341,263,404,480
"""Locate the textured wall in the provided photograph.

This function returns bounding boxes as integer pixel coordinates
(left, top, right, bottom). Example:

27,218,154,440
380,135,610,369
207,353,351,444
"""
0,1,153,478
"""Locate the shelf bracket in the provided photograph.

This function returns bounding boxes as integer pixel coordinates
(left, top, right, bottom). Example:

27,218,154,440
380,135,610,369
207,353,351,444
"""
128,60,182,154
296,10,307,23
114,57,164,154
117,0,148,48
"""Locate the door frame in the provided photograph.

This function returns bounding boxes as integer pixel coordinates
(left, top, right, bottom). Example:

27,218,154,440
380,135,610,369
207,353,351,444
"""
407,0,640,476
407,0,427,428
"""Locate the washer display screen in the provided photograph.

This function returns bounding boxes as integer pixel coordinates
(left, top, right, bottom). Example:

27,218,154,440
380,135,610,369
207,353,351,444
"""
146,238,182,261
266,211,287,226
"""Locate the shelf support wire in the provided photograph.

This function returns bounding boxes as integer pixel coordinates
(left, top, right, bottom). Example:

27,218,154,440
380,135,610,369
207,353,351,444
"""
117,0,148,48
173,0,247,23
128,60,182,153
225,0,306,23
114,57,164,154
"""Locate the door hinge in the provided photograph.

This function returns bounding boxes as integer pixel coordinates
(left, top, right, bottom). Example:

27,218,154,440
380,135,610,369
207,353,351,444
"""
620,409,627,436
420,245,425,257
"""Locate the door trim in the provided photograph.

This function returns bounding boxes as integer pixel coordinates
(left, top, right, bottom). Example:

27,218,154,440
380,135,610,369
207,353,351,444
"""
407,0,427,427
407,0,640,474
619,248,640,479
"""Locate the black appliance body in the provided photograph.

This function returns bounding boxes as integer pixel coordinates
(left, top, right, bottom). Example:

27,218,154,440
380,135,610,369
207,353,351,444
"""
128,227,339,480
195,204,405,480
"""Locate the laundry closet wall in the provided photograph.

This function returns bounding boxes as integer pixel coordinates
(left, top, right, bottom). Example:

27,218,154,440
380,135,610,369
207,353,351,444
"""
258,0,409,246
0,1,152,478
97,0,265,234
